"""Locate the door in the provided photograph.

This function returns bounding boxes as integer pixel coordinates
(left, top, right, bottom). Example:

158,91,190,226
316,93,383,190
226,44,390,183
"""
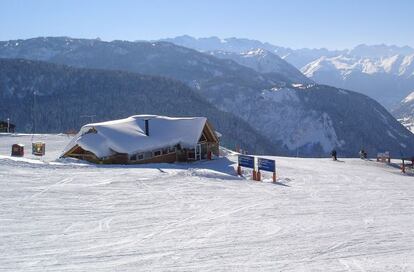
195,144,202,160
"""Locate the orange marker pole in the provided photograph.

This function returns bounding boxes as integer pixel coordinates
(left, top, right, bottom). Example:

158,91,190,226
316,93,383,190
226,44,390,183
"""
237,165,242,175
256,171,261,182
273,172,276,183
252,170,257,181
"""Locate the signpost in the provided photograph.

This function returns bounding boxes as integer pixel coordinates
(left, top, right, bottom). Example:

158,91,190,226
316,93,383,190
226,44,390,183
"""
257,157,277,182
237,155,277,182
237,155,255,179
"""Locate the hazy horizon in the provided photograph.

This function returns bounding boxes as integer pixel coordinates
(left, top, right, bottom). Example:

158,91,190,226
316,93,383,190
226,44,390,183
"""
1,0,413,50
2,34,414,52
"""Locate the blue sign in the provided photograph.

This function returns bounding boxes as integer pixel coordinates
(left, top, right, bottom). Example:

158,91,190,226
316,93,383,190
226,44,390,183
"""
238,155,255,169
258,158,276,172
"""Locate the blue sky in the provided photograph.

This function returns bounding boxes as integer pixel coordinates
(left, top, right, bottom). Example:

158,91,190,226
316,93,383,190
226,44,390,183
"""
0,0,413,49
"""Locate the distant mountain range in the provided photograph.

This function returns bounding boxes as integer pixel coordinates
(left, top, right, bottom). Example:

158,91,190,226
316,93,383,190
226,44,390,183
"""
1,37,414,157
208,49,312,84
162,36,414,109
301,54,414,108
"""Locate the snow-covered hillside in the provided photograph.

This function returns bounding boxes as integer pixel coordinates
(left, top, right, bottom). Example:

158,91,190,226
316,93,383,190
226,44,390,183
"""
209,49,312,84
300,53,414,108
299,54,414,108
398,117,414,133
1,134,413,271
393,91,414,133
301,54,414,78
163,36,414,109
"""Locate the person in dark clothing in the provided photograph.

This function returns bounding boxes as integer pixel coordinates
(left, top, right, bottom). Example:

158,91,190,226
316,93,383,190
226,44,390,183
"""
331,149,337,161
359,149,368,159
359,149,364,159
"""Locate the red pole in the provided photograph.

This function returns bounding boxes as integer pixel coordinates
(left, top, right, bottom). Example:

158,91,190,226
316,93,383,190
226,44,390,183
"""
252,170,257,181
256,171,261,181
237,165,242,175
273,172,276,183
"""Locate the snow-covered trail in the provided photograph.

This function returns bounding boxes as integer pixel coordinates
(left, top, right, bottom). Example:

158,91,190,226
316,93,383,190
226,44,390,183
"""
0,134,413,271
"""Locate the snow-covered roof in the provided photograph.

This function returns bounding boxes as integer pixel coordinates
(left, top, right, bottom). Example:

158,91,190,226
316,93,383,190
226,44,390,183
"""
62,115,209,158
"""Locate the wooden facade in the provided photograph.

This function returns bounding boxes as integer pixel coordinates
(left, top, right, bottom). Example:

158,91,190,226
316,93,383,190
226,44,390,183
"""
62,120,219,164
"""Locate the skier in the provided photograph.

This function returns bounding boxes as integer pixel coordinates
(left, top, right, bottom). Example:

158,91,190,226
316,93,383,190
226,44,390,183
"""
331,149,337,161
359,149,368,159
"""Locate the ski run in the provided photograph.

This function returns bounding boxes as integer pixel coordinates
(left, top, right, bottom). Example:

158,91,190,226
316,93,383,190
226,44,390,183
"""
0,133,413,271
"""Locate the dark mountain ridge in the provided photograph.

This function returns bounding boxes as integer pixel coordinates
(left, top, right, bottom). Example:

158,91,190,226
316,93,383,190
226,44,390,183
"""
0,58,279,155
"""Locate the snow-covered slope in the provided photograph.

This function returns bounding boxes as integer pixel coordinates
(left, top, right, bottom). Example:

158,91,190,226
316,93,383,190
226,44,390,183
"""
209,49,312,84
393,91,414,133
161,35,344,68
163,36,414,109
398,118,414,134
1,133,413,271
393,91,414,119
302,54,414,79
301,54,414,108
204,81,414,157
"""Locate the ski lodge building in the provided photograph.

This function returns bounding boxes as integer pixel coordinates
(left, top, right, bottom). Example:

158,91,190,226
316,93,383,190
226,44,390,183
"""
61,115,220,164
0,120,15,133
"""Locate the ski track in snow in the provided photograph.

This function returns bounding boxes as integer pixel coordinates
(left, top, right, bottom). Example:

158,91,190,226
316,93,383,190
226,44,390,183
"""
0,134,414,271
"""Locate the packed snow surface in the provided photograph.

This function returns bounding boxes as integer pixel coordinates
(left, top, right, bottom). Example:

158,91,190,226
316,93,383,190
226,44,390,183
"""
62,115,207,158
1,134,414,271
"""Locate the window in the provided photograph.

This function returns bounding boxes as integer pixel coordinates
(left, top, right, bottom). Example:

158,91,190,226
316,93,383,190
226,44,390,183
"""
162,148,169,155
168,146,176,153
153,150,161,157
131,153,144,161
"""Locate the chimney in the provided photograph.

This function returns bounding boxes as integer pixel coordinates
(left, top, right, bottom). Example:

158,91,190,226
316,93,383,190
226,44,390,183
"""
144,119,149,136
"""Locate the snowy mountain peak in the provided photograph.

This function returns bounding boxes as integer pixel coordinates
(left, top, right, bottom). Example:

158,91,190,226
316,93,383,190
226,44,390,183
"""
242,48,268,57
209,48,312,84
350,44,414,58
402,91,414,103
